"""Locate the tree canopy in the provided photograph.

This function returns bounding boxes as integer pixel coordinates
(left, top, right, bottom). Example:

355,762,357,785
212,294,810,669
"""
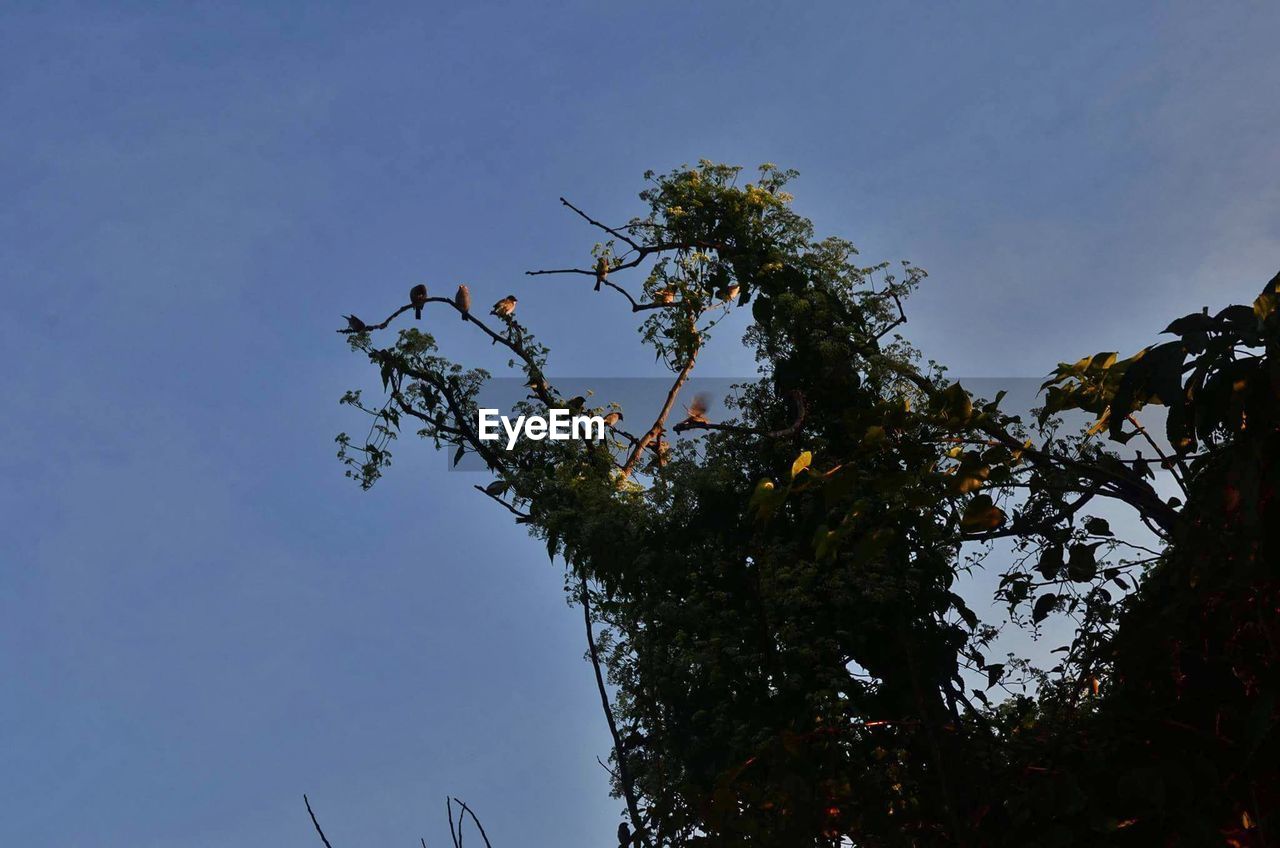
336,163,1279,847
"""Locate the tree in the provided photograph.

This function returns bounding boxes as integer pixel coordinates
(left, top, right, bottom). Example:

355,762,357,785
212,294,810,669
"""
336,162,1279,847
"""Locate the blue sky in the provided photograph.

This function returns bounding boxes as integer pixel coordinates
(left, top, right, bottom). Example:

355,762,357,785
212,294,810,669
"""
2,3,1278,846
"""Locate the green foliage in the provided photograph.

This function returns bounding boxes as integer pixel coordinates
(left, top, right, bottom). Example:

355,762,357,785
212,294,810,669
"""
337,166,1279,846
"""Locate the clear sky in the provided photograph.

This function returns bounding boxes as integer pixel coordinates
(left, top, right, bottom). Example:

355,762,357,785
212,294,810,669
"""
2,3,1278,846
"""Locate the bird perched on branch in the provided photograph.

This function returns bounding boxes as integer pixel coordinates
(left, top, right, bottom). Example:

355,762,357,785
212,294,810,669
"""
617,822,632,847
595,256,610,291
525,376,548,396
491,295,518,317
566,395,586,414
455,284,471,319
409,284,428,319
603,411,623,428
716,282,741,302
655,287,675,304
342,314,368,332
673,393,711,432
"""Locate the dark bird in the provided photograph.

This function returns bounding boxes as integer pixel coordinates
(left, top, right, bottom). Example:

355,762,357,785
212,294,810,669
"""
595,256,610,292
343,314,368,332
483,479,510,497
673,393,711,432
410,284,428,319
455,284,472,319
603,411,623,428
617,822,632,847
566,395,586,413
492,295,518,317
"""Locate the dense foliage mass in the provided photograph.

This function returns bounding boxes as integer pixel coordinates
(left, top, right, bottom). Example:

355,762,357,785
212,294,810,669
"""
337,163,1278,847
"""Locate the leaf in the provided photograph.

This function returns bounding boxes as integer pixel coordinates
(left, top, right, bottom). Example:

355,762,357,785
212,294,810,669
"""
948,592,978,629
1067,542,1100,582
790,451,813,479
1033,593,1057,623
453,445,466,467
1037,545,1064,580
985,663,1006,688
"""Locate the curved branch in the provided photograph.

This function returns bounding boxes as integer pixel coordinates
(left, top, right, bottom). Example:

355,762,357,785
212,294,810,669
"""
303,795,336,848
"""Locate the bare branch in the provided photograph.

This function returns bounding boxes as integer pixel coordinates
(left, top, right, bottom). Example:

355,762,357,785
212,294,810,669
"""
580,580,651,848
473,484,530,519
303,795,336,848
621,339,700,479
673,390,806,439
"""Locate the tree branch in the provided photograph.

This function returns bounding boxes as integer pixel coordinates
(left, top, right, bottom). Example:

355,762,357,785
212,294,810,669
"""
303,795,336,848
580,580,651,848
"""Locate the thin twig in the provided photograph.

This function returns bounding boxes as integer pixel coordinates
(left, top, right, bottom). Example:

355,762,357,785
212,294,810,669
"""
580,580,651,848
303,795,335,848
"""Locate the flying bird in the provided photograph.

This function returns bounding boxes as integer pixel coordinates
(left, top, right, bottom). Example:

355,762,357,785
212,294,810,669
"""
491,295,518,317
455,284,472,319
595,256,610,291
673,393,710,432
409,284,428,319
343,314,369,332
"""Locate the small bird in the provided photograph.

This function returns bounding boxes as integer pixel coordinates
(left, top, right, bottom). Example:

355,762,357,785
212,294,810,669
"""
566,395,586,413
492,295,518,317
455,284,472,319
525,376,549,396
673,393,710,431
717,282,741,302
603,411,623,428
595,256,610,292
655,287,675,304
483,479,510,497
409,284,428,319
343,314,368,332
617,822,632,847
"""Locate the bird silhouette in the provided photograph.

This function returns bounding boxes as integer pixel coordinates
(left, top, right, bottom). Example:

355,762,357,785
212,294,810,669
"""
617,822,632,847
409,284,428,319
455,284,472,319
595,256,610,292
491,295,518,317
343,314,368,332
